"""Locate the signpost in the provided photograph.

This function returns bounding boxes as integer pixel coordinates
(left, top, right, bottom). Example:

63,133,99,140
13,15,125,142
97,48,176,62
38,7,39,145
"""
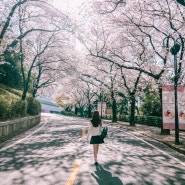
162,85,185,131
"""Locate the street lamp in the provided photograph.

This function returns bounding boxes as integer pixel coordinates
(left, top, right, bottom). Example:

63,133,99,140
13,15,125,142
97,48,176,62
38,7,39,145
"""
170,41,181,145
163,36,181,145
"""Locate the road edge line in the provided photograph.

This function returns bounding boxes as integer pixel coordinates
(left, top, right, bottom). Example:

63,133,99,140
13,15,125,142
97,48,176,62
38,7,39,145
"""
0,118,48,152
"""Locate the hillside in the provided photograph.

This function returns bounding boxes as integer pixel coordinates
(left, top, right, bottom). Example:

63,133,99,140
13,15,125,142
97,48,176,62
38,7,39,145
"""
0,83,22,101
0,83,41,121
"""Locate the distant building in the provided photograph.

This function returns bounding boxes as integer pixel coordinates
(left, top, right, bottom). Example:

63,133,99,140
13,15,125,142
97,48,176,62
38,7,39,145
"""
36,97,63,113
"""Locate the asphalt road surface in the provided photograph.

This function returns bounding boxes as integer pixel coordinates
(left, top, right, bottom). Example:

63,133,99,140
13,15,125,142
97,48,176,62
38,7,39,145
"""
0,113,185,185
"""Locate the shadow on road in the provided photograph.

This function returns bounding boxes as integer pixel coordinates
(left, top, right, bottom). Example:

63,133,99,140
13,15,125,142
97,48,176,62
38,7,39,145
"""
91,164,123,185
99,129,185,185
0,119,85,185
1,116,185,185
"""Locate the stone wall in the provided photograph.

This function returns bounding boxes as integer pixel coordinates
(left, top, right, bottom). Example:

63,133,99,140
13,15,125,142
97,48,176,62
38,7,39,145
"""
0,115,41,143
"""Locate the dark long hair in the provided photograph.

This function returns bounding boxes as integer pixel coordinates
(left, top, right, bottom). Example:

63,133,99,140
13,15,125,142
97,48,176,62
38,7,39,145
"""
91,110,101,127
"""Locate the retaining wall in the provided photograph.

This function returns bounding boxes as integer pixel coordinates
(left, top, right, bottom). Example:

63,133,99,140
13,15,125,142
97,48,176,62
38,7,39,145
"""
0,115,41,142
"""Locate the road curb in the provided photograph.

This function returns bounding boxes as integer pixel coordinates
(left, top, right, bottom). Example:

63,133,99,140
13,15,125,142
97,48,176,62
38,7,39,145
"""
104,120,185,156
141,133,185,155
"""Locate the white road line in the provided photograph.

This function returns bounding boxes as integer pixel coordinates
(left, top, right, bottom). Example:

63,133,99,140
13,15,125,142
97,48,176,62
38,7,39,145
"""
0,118,48,152
107,126,185,167
124,130,185,167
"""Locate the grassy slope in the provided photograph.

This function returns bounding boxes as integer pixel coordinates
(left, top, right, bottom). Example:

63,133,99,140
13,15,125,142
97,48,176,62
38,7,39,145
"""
0,83,22,101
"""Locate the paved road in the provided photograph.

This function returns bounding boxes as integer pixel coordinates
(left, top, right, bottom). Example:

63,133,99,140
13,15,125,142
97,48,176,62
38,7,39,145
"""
0,113,185,185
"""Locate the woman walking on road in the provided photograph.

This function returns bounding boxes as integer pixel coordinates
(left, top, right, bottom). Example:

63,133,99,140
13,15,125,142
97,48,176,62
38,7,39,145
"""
87,110,104,165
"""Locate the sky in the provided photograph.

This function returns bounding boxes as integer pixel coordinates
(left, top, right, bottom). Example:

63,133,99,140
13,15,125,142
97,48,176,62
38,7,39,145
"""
52,0,89,53
52,0,86,15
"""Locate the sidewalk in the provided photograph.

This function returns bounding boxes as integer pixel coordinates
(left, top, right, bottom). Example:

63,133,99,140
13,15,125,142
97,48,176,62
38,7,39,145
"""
105,121,185,155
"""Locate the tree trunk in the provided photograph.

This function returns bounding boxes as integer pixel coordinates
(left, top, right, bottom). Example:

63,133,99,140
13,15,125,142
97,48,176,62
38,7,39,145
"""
112,99,117,122
80,107,84,117
22,91,27,100
88,104,92,118
19,35,27,101
129,96,135,126
32,88,37,98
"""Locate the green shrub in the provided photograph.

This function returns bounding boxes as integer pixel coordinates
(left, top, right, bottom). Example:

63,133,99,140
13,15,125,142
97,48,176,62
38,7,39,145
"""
11,99,27,118
140,93,162,116
135,115,162,127
27,97,41,115
60,111,76,117
0,97,12,121
102,114,162,127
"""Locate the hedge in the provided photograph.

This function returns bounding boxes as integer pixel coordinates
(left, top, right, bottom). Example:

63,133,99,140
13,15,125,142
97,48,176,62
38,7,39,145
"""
0,97,41,121
103,114,162,127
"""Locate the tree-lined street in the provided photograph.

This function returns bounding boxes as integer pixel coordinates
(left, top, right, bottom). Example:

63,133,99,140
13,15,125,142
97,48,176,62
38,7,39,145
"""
1,1,185,184
1,1,185,125
0,113,185,185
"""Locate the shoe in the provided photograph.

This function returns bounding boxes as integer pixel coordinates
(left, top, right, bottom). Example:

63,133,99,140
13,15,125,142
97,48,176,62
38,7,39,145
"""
94,162,98,166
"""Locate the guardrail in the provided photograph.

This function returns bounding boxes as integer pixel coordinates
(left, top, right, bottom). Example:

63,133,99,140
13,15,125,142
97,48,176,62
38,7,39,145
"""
0,115,41,143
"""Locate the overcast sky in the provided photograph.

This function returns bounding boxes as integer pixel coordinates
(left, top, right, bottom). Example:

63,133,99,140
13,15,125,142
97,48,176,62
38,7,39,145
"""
52,0,86,15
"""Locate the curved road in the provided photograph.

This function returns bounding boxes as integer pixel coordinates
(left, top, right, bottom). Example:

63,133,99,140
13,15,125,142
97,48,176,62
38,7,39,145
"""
0,113,185,185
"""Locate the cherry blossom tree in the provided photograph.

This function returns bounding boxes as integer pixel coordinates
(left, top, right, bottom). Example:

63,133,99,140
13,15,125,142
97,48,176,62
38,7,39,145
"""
81,59,120,122
1,0,73,100
75,0,185,128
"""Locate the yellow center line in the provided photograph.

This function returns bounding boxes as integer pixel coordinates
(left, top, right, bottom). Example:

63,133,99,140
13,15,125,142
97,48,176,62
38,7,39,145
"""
65,159,81,185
